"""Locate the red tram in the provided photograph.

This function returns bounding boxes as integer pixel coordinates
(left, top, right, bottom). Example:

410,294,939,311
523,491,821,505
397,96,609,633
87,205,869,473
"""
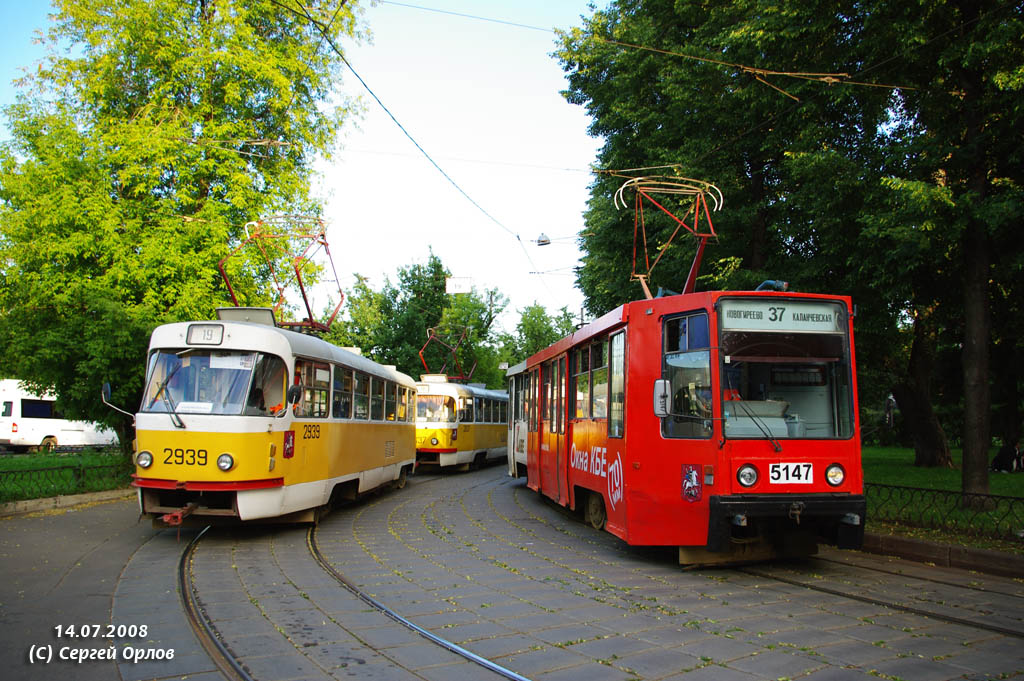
508,289,864,564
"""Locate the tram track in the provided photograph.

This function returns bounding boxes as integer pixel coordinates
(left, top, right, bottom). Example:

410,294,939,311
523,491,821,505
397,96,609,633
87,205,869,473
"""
494,474,1024,640
171,467,1024,680
178,525,254,681
306,523,532,681
737,564,1024,640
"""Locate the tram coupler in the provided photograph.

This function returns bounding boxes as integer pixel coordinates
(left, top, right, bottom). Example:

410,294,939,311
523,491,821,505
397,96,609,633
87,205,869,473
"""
162,502,199,527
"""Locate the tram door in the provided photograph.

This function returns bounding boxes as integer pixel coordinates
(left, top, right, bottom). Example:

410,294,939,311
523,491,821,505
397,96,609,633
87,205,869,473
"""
539,362,556,499
554,356,566,503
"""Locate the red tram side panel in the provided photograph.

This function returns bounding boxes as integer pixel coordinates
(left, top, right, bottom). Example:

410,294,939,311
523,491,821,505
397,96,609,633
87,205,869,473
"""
519,290,864,564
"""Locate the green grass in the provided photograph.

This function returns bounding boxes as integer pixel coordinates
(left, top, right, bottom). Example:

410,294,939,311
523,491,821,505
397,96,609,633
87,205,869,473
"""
862,446,1023,498
0,449,127,472
862,446,1024,555
0,449,131,503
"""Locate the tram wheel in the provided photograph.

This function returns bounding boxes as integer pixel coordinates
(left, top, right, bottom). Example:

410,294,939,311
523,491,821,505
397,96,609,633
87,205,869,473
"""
587,492,606,531
40,437,57,451
394,466,409,490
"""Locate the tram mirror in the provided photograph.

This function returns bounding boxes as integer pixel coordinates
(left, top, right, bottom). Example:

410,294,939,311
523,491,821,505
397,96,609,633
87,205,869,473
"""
101,382,112,402
287,385,302,405
653,379,671,418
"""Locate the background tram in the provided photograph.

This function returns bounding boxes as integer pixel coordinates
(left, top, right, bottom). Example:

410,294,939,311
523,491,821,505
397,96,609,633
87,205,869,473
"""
415,374,508,471
506,360,529,479
131,308,417,526
510,289,865,564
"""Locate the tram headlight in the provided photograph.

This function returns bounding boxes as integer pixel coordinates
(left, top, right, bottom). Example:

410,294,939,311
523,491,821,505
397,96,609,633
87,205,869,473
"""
217,453,235,471
430,437,439,446
135,451,153,469
737,464,761,485
826,463,846,486
737,464,758,487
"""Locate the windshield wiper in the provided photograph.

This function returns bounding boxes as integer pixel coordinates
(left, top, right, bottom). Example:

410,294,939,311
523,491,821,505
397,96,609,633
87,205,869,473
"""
149,353,190,429
731,399,781,452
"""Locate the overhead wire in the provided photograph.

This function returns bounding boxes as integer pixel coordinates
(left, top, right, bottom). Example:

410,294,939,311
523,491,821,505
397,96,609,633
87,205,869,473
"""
275,0,556,299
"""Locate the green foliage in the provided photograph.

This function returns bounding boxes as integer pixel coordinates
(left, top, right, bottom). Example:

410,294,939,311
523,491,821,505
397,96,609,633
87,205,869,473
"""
558,1,1024,484
509,302,577,360
0,0,361,441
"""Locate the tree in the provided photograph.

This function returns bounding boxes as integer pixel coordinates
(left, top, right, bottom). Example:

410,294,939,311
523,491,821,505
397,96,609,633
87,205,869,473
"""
512,303,577,360
557,0,1024,488
0,0,360,449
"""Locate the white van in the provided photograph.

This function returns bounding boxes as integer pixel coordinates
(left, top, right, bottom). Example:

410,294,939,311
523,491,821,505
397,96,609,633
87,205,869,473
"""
0,379,118,452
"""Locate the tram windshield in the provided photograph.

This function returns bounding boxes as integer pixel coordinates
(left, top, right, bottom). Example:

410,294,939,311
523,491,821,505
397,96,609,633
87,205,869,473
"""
417,395,457,423
717,299,854,440
141,349,288,417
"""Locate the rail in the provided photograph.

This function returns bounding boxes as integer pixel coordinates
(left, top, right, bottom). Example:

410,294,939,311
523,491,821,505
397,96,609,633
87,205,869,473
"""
866,482,1024,542
0,461,131,503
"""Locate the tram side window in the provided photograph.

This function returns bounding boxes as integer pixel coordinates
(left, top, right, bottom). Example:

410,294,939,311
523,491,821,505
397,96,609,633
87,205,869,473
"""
245,354,288,416
500,400,507,423
574,347,590,419
353,372,370,419
662,313,712,439
2,401,11,417
459,396,474,423
370,378,385,420
332,366,353,419
385,382,397,421
609,331,626,438
294,360,330,418
591,340,608,419
397,387,408,422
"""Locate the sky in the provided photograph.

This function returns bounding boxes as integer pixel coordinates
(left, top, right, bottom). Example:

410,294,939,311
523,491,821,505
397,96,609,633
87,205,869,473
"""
0,1,605,335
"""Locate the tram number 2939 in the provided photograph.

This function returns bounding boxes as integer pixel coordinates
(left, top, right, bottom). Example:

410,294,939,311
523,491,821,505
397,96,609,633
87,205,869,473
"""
163,448,208,466
302,424,321,440
769,462,813,484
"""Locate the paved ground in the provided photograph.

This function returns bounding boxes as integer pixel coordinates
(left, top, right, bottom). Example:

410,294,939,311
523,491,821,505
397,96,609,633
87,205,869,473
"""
3,468,1024,681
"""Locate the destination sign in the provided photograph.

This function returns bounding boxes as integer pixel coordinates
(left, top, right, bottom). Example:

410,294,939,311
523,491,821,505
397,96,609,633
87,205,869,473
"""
719,299,844,333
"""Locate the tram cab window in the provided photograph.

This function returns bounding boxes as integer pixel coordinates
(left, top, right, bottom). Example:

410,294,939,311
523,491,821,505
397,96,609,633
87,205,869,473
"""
353,372,370,420
144,350,281,417
294,360,330,418
662,313,712,439
332,366,353,419
245,354,287,416
1,401,11,417
419,394,456,422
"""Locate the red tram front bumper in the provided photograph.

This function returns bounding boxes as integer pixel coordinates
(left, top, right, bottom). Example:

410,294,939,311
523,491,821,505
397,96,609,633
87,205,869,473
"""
707,494,866,552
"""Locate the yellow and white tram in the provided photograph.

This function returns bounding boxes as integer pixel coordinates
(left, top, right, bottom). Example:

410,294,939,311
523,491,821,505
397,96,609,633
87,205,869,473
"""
505,360,529,479
415,374,508,470
132,308,416,526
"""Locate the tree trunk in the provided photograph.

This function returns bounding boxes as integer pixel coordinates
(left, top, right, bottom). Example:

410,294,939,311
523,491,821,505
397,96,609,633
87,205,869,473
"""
892,308,953,468
961,217,991,495
958,34,992,497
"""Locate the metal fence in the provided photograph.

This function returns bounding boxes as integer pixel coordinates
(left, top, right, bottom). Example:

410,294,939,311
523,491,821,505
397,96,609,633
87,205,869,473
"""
866,482,1024,541
0,462,132,503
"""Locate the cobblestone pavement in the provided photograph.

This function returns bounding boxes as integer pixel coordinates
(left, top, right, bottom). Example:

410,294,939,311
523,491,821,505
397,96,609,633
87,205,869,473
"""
6,465,1024,681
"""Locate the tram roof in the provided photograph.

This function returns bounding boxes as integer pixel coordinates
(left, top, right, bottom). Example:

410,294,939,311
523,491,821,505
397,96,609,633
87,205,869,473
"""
148,320,417,389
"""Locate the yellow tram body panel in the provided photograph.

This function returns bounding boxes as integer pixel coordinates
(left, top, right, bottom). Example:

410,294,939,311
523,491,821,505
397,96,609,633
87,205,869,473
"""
136,420,414,486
